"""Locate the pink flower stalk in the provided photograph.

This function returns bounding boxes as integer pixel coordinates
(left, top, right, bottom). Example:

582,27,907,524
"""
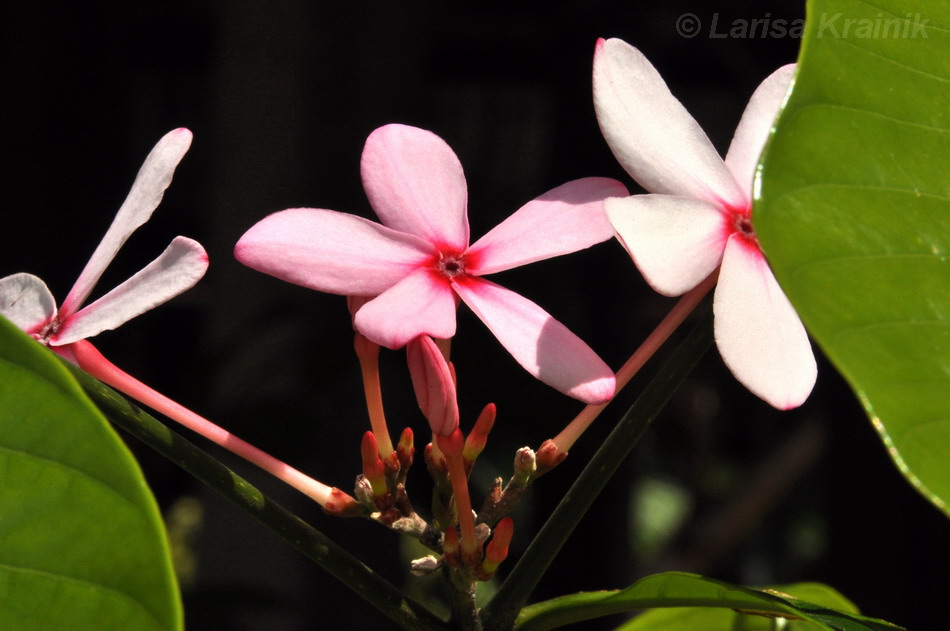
0,128,207,356
235,124,627,405
593,38,816,409
407,335,459,437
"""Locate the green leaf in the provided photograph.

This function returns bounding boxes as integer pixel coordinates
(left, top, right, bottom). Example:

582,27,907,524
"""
0,316,182,631
513,572,902,631
756,1,950,515
616,582,859,630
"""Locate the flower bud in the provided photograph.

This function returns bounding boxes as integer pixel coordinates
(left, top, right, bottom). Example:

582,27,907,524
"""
407,336,459,437
463,403,496,466
481,517,514,576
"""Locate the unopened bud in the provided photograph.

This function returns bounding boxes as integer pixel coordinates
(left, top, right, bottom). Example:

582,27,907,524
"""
481,517,514,577
360,431,389,501
535,439,567,475
513,446,537,484
397,427,415,472
463,403,496,466
407,336,459,437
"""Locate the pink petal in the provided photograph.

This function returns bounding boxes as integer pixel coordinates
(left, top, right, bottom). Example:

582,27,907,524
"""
593,38,745,208
451,276,615,404
605,195,729,297
713,234,816,409
466,178,628,275
60,128,193,319
0,273,57,335
354,267,458,349
725,64,796,195
407,336,459,437
235,208,434,296
360,124,470,252
52,236,208,345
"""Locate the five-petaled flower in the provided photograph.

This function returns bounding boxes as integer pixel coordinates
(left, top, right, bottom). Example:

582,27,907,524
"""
235,124,626,404
0,128,208,361
593,38,816,409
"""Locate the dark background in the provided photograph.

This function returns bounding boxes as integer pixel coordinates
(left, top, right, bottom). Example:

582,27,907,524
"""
2,2,946,629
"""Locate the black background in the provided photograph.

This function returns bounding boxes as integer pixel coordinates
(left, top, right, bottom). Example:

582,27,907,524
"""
2,2,946,629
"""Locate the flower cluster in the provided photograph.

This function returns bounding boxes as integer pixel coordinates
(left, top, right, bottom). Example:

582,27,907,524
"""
0,35,818,612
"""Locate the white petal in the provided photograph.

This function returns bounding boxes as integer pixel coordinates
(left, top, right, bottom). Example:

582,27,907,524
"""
60,128,193,319
593,38,745,208
0,273,56,334
725,64,796,194
713,234,816,409
52,236,208,345
606,195,729,297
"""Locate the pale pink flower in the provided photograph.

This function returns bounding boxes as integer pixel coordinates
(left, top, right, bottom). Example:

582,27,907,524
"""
593,38,816,409
0,128,208,359
235,124,626,404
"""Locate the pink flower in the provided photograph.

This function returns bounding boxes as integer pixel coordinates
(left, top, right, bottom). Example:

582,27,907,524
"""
593,38,816,409
0,128,208,360
235,124,626,404
407,335,459,437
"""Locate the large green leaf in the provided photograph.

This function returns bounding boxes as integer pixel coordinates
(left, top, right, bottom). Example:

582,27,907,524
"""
513,572,901,631
756,1,950,515
617,581,859,630
0,316,182,631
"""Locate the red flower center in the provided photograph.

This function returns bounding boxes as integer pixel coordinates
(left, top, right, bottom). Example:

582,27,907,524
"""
435,252,467,279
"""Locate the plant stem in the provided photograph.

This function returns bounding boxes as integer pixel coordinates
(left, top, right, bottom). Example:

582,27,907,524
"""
481,306,713,631
65,363,449,631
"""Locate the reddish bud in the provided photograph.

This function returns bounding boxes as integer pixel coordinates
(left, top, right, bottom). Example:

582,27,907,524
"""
397,427,415,471
463,403,496,464
535,439,567,475
481,517,514,577
407,336,459,437
360,431,388,499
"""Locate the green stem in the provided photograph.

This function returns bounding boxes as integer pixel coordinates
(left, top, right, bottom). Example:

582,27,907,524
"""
65,363,449,631
482,306,713,631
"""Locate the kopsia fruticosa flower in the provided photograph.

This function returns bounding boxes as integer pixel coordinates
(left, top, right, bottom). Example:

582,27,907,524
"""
593,38,816,409
235,124,628,404
0,128,207,361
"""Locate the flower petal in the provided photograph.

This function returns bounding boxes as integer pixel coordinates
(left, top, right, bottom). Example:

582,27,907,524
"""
466,177,628,275
354,268,458,349
451,276,615,404
60,128,193,319
606,195,729,296
407,335,459,437
725,64,796,194
360,124,469,252
235,208,433,296
52,236,208,345
713,234,816,409
0,273,57,334
593,38,746,208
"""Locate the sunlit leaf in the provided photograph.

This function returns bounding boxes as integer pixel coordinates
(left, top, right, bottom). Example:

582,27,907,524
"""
513,572,901,631
0,316,182,631
757,0,950,515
